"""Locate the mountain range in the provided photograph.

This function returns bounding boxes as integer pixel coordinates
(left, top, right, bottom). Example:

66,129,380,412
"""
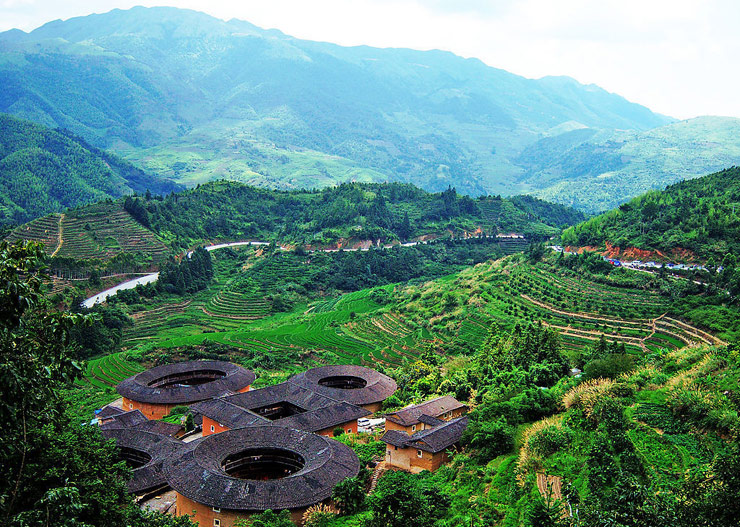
1,6,739,212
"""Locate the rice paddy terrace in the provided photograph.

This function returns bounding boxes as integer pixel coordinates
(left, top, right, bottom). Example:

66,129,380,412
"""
121,285,434,373
5,202,168,264
105,261,717,394
400,257,724,357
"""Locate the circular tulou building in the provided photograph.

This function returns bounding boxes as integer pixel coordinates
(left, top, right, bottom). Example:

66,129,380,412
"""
117,360,256,420
165,426,360,526
288,365,397,412
101,427,187,496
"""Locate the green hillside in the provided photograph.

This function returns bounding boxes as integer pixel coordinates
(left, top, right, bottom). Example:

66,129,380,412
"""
0,6,672,199
122,181,585,248
5,201,169,267
0,113,181,224
520,116,740,212
561,166,740,261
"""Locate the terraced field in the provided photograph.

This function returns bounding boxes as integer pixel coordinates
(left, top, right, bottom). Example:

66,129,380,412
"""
6,202,169,265
117,255,723,379
5,213,61,253
399,258,721,357
80,351,144,389
204,290,272,319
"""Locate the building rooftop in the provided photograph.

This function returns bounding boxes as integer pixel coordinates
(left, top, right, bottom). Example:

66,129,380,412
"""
100,409,183,437
117,360,256,405
288,365,397,407
274,401,371,433
381,416,469,454
101,428,187,494
385,396,466,427
97,405,125,419
192,382,370,433
164,426,360,511
190,398,270,430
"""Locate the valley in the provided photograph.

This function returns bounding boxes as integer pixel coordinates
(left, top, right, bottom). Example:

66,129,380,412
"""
2,5,740,527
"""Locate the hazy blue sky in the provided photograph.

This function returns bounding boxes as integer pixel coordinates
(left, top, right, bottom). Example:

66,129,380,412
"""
1,0,738,120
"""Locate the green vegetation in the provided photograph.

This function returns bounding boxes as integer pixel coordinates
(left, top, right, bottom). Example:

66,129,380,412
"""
0,240,193,527
325,325,740,527
562,166,740,260
129,181,582,248
0,113,180,225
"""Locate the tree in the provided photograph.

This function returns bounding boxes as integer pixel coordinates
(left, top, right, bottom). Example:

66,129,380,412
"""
0,241,194,527
461,416,515,462
367,471,445,527
332,475,366,515
235,509,293,527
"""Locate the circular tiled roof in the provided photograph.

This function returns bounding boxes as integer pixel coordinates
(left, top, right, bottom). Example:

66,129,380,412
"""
164,426,360,511
288,365,397,407
101,428,187,494
117,360,256,405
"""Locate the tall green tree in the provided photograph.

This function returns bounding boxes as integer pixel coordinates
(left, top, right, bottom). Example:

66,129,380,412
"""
0,241,193,527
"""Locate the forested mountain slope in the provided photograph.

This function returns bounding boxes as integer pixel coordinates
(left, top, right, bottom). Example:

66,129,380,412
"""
6,181,584,271
0,6,673,200
118,181,585,247
0,114,181,224
520,116,740,212
561,166,740,261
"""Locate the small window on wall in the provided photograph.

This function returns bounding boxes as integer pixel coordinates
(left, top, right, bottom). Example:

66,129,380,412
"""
210,425,215,433
129,403,133,409
347,428,352,434
214,520,221,527
213,507,220,513
411,425,416,432
417,449,423,458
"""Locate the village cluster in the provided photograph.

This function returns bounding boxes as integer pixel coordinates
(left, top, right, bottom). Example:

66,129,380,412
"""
96,361,469,526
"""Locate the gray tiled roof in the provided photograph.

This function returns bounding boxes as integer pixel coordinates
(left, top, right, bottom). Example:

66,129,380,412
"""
381,416,469,454
288,365,397,407
385,396,466,426
223,382,339,412
101,428,187,494
100,409,148,429
100,409,183,437
192,383,370,433
190,398,269,430
163,426,360,511
117,360,256,405
274,401,371,433
97,405,125,419
418,414,446,427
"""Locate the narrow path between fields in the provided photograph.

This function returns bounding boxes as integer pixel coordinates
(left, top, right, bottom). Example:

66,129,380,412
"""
50,213,64,257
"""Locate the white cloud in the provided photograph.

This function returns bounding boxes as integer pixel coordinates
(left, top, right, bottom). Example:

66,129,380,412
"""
1,0,738,119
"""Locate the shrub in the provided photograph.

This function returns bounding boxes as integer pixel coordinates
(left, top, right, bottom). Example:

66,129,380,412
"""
584,354,635,379
302,504,338,527
527,421,574,458
461,416,515,462
332,475,366,515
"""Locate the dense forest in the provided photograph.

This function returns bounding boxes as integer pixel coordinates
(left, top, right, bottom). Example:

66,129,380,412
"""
124,181,584,248
561,166,740,260
0,114,181,225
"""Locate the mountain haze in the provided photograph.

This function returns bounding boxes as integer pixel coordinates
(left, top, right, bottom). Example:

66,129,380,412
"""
0,6,678,202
